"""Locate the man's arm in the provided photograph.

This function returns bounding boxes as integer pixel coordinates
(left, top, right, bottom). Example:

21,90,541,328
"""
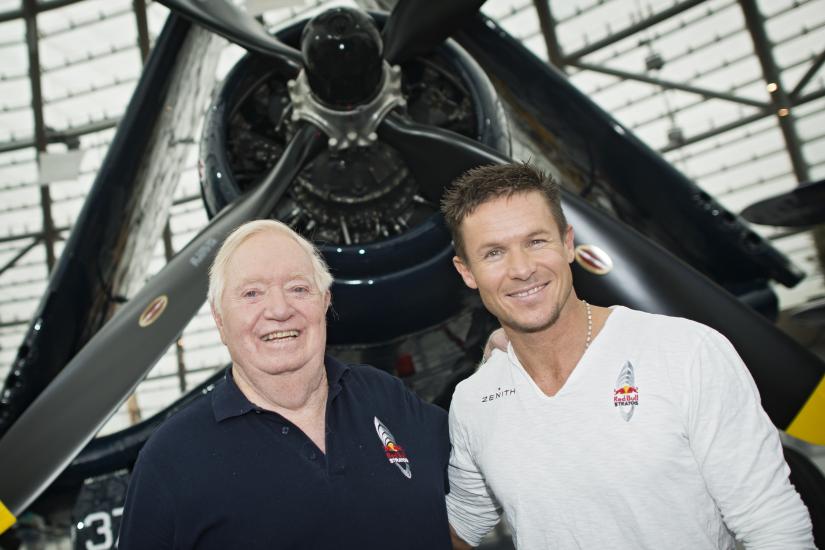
446,401,502,548
450,524,474,549
684,328,814,549
117,457,175,549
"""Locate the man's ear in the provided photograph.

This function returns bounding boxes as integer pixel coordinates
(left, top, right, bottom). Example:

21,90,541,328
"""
323,289,331,311
211,302,227,345
453,255,479,290
564,225,575,264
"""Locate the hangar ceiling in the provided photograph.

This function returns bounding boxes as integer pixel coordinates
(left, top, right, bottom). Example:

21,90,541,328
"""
0,0,823,433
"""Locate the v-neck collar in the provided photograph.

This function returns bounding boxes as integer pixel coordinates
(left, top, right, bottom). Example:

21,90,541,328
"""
507,305,623,400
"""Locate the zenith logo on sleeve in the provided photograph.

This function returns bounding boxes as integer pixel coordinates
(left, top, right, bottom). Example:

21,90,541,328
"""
480,387,516,403
613,361,639,422
374,417,412,479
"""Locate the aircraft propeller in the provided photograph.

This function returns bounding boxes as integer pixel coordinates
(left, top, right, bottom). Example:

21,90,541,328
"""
159,0,486,67
381,0,487,64
158,0,303,64
740,178,825,227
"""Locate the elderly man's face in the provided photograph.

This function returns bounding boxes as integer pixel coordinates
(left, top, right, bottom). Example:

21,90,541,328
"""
213,231,330,381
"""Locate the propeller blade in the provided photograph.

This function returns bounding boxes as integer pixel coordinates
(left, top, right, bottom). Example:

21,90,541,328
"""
157,0,302,65
740,178,825,227
377,112,507,202
382,0,486,65
0,124,324,520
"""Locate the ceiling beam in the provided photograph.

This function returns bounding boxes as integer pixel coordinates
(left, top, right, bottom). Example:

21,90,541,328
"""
532,1,566,71
739,0,810,183
790,48,825,100
22,0,57,274
572,60,769,108
659,87,825,153
564,0,705,63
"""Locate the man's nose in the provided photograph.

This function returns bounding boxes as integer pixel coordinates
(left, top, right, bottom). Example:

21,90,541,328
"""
263,289,294,319
507,248,536,280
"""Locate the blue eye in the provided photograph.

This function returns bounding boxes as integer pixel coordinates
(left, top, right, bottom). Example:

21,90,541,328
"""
484,249,502,259
242,289,260,298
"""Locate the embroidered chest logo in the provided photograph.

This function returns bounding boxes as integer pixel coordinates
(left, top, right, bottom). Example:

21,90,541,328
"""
481,387,516,403
613,361,639,421
374,417,412,479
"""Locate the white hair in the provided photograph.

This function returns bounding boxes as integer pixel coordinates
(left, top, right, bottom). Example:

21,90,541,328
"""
208,219,333,315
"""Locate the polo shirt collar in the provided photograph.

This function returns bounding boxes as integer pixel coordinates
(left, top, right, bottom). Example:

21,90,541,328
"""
212,355,351,422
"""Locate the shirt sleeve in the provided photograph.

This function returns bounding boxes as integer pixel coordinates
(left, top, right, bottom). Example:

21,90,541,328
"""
117,455,176,550
446,399,502,547
387,372,452,490
684,328,814,549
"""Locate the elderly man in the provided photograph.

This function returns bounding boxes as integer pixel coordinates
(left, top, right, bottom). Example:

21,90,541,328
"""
118,220,451,549
440,163,814,549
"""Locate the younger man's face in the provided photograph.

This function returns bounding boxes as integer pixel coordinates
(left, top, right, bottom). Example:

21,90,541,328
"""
453,191,575,334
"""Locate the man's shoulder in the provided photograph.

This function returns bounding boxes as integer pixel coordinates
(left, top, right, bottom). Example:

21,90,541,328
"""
344,363,445,414
611,306,716,345
343,363,408,400
614,305,700,327
345,362,402,386
139,386,216,463
451,351,513,410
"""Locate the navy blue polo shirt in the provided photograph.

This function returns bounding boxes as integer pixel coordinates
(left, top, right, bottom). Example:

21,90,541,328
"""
117,356,451,549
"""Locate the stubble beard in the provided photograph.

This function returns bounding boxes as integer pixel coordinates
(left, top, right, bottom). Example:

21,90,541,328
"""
501,283,574,334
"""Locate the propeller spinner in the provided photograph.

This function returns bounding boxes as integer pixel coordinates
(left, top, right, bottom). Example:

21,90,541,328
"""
301,7,384,108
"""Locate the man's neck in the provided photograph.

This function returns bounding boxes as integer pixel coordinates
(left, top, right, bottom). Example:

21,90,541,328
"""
233,361,329,452
507,297,591,397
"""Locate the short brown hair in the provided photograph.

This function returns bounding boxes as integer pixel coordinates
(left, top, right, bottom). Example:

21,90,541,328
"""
440,162,568,259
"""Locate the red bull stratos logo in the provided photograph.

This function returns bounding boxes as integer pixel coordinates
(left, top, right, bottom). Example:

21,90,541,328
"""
374,417,412,479
613,361,639,421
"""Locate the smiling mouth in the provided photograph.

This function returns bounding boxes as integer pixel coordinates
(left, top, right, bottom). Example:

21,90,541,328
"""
261,330,300,342
507,283,547,298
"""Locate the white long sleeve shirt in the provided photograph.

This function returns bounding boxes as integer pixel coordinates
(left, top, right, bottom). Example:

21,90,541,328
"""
447,306,814,549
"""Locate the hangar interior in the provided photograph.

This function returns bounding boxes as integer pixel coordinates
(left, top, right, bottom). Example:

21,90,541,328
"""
0,0,823,547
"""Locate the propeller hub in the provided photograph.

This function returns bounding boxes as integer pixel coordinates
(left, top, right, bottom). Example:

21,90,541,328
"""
300,7,384,108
